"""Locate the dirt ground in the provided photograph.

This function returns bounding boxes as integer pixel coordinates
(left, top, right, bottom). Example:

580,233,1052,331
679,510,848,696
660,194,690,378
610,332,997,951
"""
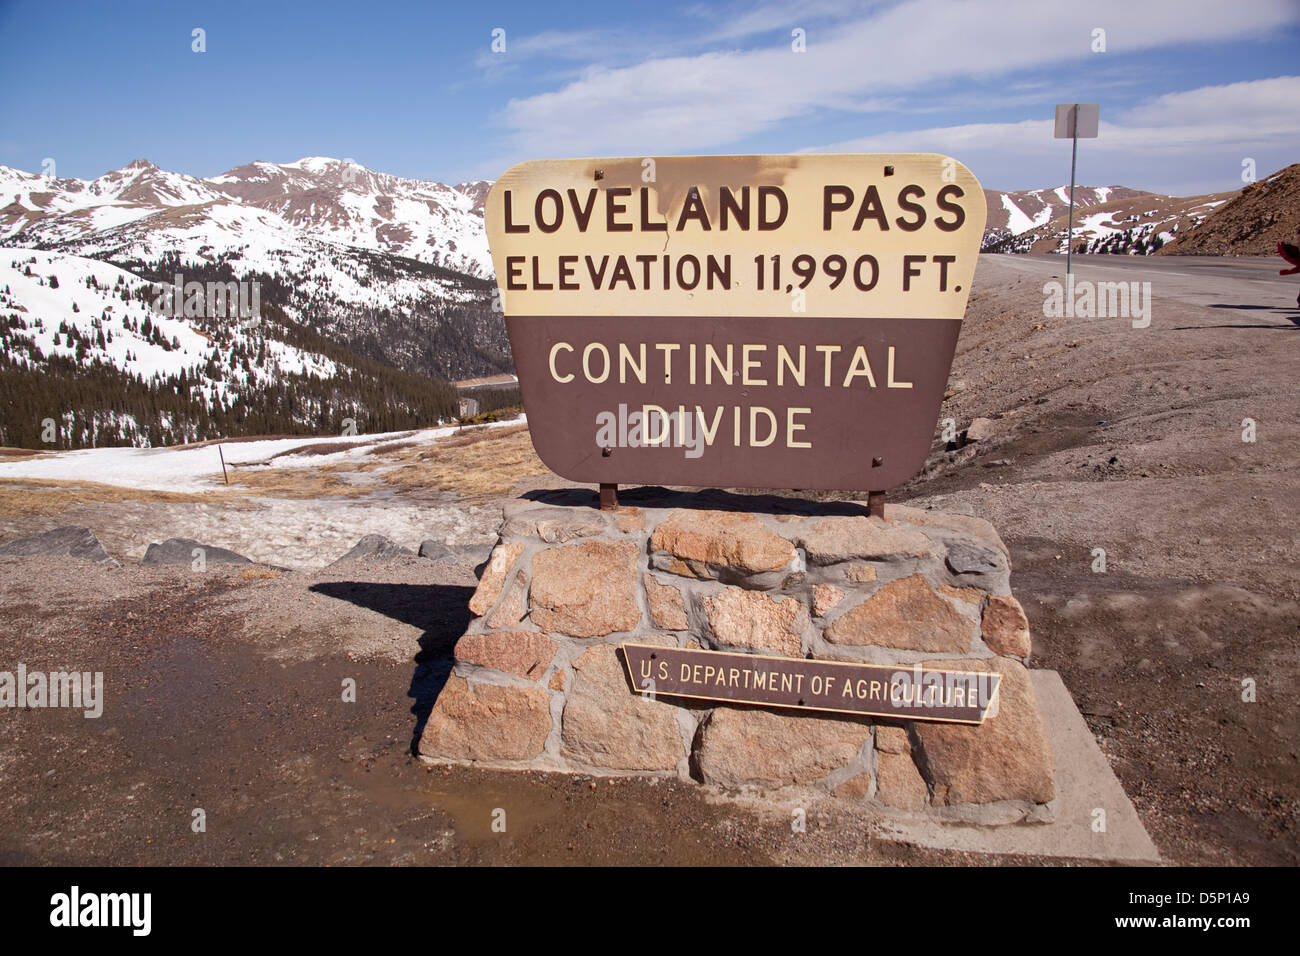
0,254,1296,866
895,255,1300,865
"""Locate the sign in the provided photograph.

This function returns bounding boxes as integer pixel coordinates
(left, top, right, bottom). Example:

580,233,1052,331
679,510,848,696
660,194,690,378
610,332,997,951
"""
485,154,986,490
1054,105,1101,276
1054,103,1099,139
620,644,1001,724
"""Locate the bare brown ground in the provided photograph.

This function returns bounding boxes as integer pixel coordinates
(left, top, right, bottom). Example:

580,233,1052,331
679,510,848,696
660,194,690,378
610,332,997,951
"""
219,466,375,498
0,472,365,517
0,557,1076,867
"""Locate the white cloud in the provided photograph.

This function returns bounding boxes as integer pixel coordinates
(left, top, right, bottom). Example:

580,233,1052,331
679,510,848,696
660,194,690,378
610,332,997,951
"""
493,0,1299,157
1122,75,1300,126
801,77,1300,194
685,0,863,43
809,77,1300,155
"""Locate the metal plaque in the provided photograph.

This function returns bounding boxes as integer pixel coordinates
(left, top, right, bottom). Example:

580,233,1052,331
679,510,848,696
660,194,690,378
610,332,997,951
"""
621,644,1001,724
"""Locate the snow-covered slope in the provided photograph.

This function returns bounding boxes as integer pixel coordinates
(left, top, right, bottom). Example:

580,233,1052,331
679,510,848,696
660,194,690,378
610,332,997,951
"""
0,160,225,243
983,189,1237,255
982,185,1152,241
1,250,335,394
0,157,512,396
205,157,491,276
0,418,523,493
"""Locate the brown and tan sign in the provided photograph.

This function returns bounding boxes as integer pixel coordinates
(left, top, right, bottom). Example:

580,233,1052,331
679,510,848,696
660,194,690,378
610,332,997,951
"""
620,644,1000,724
486,154,986,490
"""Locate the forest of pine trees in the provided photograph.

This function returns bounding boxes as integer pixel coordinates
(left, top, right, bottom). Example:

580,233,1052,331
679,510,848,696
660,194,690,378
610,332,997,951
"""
0,346,469,448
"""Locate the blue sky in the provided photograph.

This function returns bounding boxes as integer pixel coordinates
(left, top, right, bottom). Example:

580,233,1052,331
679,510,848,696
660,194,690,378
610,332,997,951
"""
1,0,1297,195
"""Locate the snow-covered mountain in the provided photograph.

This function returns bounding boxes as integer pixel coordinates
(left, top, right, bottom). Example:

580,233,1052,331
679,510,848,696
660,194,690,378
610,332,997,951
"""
0,158,505,378
982,188,1236,255
981,185,1152,241
0,157,514,449
1,157,492,278
0,248,476,448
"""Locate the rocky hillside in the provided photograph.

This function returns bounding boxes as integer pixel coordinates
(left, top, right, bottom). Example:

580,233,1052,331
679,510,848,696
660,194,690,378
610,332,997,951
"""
981,185,1151,246
982,189,1234,255
1157,163,1300,256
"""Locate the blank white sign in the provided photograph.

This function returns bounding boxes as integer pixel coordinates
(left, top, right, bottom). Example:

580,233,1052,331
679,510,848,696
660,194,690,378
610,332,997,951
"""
1054,103,1099,138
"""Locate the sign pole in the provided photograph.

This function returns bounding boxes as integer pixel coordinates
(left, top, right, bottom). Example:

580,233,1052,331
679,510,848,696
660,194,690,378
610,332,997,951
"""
867,491,885,517
599,482,618,512
1067,103,1078,276
1056,103,1097,277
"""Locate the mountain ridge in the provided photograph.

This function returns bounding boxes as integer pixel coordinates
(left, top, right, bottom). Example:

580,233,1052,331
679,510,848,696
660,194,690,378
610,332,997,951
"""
1,157,494,278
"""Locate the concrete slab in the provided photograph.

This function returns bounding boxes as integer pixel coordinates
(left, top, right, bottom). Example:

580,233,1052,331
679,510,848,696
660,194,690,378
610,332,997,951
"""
874,670,1161,863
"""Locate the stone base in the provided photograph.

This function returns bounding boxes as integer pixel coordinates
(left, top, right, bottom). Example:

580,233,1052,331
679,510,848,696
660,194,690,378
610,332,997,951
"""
418,489,1057,824
872,671,1160,861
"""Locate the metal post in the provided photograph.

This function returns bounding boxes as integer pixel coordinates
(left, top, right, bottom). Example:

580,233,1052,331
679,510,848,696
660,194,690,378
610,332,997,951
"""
599,483,618,511
1067,103,1078,276
218,444,229,484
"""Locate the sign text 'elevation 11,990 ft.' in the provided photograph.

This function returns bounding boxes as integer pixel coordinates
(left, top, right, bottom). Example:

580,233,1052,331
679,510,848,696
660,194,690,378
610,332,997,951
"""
485,154,987,491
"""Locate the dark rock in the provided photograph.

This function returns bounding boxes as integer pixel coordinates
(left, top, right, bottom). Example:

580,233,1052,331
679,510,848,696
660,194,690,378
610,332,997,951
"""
455,541,496,566
418,540,458,563
329,534,414,566
945,541,1005,576
419,539,495,566
0,526,115,564
142,538,251,566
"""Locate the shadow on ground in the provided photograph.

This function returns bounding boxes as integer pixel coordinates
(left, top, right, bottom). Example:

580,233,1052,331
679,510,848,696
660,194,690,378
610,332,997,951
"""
309,581,473,753
524,485,874,516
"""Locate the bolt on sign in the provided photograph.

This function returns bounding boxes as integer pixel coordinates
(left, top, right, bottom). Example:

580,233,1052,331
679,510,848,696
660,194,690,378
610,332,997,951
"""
485,154,986,490
621,644,1001,724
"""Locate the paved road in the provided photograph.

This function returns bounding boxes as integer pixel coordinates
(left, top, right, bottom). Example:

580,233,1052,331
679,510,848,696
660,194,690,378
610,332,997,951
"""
983,253,1300,322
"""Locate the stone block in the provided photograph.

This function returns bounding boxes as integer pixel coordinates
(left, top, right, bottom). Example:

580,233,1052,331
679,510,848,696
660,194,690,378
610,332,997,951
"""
419,676,551,762
561,642,685,771
530,540,640,637
824,574,976,653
